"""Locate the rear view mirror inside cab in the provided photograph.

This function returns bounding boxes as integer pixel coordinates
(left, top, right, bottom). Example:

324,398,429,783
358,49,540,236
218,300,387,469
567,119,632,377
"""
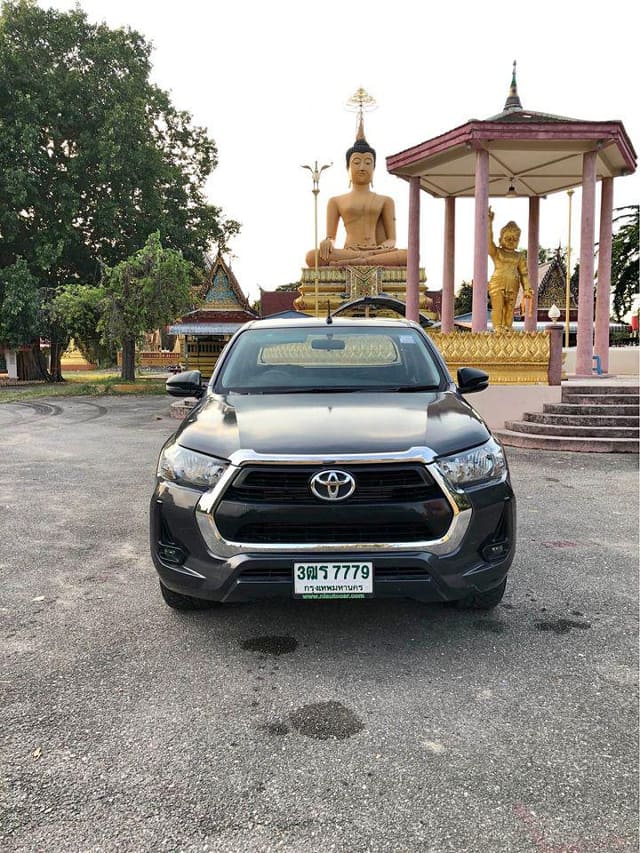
311,338,346,350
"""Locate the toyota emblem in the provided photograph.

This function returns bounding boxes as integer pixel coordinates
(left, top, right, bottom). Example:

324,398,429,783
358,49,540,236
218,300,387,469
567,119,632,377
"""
309,469,356,502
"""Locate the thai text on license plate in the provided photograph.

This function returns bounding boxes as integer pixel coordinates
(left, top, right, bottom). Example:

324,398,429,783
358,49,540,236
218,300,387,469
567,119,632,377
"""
293,562,373,598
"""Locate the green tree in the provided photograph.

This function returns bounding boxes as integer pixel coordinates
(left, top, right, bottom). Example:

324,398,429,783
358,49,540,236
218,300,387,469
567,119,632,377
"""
0,257,39,349
52,284,115,367
454,281,473,316
100,232,192,381
610,205,639,321
0,0,239,378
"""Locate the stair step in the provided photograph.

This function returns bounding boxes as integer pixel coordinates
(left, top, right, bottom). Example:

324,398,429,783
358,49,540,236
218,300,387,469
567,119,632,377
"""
563,385,639,396
494,429,639,453
543,403,638,416
562,393,639,406
524,412,639,427
504,420,639,438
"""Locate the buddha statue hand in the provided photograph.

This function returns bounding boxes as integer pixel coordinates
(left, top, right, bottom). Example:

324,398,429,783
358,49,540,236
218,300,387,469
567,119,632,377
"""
318,237,335,263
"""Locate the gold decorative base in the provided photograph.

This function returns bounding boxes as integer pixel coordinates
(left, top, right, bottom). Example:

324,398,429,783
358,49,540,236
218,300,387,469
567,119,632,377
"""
295,266,434,318
426,330,563,385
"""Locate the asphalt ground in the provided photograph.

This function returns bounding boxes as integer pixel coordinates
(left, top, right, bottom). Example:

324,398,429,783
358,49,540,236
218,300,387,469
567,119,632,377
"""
0,395,638,853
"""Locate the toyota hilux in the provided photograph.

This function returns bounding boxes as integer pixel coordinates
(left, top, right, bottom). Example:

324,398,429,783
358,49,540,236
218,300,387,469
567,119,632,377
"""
150,317,515,611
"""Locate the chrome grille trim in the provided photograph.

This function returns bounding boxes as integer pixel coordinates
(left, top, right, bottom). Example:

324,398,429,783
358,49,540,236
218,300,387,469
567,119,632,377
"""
195,447,471,558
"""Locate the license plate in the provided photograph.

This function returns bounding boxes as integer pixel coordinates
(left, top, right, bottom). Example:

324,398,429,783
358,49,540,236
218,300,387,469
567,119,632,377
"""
293,562,373,599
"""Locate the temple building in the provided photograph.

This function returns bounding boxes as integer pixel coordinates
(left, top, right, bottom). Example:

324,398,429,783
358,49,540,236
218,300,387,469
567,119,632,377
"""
534,251,578,323
169,253,257,377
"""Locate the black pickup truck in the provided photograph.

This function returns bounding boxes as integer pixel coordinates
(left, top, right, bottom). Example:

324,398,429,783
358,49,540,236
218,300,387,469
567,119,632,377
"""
150,317,515,611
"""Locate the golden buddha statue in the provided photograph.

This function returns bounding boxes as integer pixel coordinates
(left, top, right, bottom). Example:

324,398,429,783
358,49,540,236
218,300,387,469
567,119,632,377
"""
487,208,533,332
304,120,408,268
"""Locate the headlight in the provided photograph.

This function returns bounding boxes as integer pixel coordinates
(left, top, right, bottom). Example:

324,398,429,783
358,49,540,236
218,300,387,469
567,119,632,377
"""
436,437,507,488
157,443,229,489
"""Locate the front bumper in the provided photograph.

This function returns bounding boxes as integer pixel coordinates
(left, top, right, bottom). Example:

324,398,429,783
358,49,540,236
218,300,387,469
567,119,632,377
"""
149,452,516,604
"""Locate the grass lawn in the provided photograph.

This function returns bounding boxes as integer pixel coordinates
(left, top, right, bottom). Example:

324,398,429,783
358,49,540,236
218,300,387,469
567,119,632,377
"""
0,372,167,403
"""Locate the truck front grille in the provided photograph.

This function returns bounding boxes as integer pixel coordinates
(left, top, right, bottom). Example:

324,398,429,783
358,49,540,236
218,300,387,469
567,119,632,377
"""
214,463,453,545
224,464,438,505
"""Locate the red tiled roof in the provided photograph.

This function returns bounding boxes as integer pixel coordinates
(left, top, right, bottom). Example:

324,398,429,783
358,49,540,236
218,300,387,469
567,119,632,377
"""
260,290,299,317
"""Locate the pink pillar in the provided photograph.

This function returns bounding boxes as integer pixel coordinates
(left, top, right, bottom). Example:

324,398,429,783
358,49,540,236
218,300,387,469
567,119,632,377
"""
472,148,489,331
406,176,421,323
441,196,456,333
575,150,598,376
595,177,614,374
546,324,564,385
525,196,540,332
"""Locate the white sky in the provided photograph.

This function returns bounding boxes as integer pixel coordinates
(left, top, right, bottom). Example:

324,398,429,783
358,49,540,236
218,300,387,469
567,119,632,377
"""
46,0,639,302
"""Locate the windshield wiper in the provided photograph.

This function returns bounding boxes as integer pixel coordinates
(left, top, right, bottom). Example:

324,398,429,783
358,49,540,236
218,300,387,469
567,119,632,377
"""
222,385,441,394
390,384,442,392
222,387,360,394
272,386,362,394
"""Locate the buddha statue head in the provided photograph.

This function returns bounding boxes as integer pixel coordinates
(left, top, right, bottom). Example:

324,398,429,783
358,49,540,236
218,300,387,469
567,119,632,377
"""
345,118,376,186
346,114,376,162
345,136,376,169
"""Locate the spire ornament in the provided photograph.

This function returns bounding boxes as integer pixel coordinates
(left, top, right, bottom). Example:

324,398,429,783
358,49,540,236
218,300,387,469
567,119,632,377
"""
344,88,378,168
345,87,377,137
504,60,523,112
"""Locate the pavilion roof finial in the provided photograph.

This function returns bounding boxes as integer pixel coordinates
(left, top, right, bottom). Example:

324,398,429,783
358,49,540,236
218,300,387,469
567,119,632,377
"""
504,60,523,112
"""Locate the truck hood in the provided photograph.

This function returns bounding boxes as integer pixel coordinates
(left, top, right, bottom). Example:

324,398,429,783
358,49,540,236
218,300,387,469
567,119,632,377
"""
175,391,490,460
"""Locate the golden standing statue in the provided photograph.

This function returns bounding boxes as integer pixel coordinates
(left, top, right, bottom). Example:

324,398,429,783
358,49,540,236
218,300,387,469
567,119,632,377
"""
304,119,408,268
487,209,533,332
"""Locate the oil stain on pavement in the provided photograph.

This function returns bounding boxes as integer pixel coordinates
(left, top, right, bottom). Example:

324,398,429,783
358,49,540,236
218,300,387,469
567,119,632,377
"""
241,635,298,655
535,618,591,634
262,721,290,736
288,701,364,740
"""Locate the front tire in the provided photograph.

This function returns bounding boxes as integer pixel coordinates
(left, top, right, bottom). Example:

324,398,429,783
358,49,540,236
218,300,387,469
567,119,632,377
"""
159,581,217,611
457,579,507,610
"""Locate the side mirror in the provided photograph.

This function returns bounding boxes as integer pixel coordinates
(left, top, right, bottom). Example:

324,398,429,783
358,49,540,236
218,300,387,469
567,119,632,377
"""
457,367,489,394
165,370,204,398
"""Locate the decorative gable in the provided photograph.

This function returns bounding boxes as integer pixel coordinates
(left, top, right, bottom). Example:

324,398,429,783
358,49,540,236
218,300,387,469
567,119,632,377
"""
537,255,578,309
199,253,255,313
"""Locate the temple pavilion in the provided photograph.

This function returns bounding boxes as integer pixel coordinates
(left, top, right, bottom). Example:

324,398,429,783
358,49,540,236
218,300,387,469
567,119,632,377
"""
385,63,636,376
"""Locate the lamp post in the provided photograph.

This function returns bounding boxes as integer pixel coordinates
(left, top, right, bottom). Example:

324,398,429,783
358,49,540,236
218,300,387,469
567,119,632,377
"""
301,160,331,316
565,189,575,349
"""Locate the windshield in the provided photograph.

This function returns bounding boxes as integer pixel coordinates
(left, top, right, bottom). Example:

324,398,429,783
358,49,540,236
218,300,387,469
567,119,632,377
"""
213,325,445,394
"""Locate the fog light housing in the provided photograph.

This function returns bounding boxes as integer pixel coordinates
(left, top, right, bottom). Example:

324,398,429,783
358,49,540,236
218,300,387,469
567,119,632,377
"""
481,541,510,562
158,543,187,565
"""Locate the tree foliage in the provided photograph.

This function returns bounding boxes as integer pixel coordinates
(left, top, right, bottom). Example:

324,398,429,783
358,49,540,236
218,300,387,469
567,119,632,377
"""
610,205,639,321
52,284,114,367
0,257,39,348
99,232,192,380
0,0,239,376
454,281,473,316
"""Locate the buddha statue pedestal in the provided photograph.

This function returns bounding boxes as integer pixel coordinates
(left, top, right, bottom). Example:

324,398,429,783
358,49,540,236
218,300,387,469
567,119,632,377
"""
294,266,435,319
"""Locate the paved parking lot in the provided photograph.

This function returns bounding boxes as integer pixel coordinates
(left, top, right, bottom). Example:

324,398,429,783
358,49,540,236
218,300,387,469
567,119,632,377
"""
0,395,638,852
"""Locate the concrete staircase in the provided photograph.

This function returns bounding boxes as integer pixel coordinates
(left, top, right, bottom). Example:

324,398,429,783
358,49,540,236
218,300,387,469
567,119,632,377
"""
494,384,640,453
